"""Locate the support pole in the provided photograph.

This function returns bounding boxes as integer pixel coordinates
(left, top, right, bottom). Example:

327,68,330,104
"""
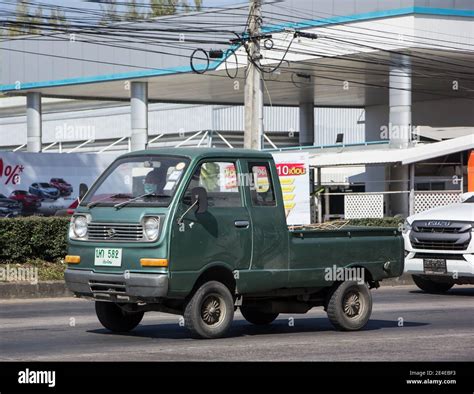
26,92,42,152
130,82,148,151
299,101,315,146
409,163,415,216
244,0,263,150
389,54,412,149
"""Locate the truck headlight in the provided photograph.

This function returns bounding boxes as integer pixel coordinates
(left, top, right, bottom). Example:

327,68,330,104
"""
402,220,412,234
70,215,88,239
143,216,160,241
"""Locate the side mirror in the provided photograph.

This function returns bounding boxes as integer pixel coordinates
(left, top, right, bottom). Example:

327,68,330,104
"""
79,183,88,200
191,187,208,214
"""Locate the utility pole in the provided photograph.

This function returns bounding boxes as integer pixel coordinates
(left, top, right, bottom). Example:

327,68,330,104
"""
244,0,263,150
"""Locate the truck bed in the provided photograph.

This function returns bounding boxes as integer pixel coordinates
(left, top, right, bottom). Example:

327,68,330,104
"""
287,226,404,287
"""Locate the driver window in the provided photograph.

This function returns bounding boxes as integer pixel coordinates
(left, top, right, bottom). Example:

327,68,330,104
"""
185,161,242,208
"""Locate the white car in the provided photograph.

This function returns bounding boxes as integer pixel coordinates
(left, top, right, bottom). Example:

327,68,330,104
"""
403,192,474,293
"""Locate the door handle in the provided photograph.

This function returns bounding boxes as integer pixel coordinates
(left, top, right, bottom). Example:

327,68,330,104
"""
234,220,249,229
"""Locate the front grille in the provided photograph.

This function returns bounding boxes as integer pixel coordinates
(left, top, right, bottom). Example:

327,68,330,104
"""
412,241,469,250
415,227,459,234
413,253,466,261
410,221,472,252
411,241,469,251
88,222,144,242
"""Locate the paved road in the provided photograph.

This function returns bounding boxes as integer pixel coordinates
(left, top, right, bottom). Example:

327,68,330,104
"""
1,286,473,361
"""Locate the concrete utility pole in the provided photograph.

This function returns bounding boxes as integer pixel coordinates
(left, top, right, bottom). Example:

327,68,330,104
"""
26,92,42,152
244,0,264,150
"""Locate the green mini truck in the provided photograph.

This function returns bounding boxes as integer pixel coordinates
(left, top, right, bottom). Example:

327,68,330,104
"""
65,148,404,339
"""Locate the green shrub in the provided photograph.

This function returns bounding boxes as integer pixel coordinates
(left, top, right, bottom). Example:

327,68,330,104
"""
346,217,404,228
0,217,69,263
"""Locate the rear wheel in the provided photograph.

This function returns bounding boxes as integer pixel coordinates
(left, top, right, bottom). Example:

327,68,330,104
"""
327,281,372,331
184,281,234,339
95,301,144,332
240,306,279,325
412,275,454,294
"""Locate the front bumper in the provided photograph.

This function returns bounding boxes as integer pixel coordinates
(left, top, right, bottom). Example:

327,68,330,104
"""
404,253,474,278
65,268,168,302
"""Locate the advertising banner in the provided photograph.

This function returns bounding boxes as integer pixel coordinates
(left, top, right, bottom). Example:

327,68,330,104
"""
272,152,311,225
0,152,116,217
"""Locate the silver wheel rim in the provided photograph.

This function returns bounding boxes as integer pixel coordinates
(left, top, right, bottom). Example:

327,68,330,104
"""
201,294,226,327
343,290,363,318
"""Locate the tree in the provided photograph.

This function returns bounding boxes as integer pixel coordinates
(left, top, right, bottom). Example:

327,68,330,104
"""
49,7,68,28
125,0,142,21
28,7,43,35
194,0,202,12
149,0,202,18
9,0,30,36
100,0,121,25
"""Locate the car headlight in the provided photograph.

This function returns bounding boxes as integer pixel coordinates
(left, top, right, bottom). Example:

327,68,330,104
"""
143,216,160,241
70,215,88,239
402,220,412,234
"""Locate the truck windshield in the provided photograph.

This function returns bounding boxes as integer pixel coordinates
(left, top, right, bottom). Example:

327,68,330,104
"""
81,155,190,207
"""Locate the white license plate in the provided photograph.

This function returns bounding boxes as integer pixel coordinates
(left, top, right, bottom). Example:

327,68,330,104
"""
94,248,122,267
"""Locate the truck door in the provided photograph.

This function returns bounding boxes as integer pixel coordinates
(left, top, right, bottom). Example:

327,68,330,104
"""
239,160,289,292
169,160,252,296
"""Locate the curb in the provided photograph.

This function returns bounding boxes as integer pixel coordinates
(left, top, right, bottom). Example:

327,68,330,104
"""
0,281,72,299
0,275,415,300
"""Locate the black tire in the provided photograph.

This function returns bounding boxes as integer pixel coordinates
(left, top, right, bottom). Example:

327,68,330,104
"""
327,281,372,331
240,306,279,325
184,281,234,339
95,301,144,332
412,275,454,294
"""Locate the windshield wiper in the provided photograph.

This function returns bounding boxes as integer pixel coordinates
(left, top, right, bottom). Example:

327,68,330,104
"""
114,192,169,210
86,194,131,209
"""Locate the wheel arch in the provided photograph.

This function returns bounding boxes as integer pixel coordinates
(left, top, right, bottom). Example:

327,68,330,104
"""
188,262,237,300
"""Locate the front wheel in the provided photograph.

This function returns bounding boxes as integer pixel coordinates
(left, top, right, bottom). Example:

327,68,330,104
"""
412,275,454,294
95,301,144,332
240,306,279,325
326,281,372,331
184,281,234,339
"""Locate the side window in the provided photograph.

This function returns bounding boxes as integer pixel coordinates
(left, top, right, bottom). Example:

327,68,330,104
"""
249,162,276,206
185,161,242,208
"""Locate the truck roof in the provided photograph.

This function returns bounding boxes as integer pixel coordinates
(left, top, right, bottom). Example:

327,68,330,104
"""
121,147,274,160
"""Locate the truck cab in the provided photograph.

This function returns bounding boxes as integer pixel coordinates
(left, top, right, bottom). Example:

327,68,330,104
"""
65,148,404,339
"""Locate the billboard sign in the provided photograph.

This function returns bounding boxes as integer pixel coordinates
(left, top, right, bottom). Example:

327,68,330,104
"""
272,152,311,225
0,152,116,216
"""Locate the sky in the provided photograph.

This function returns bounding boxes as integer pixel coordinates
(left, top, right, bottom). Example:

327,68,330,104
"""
2,0,250,16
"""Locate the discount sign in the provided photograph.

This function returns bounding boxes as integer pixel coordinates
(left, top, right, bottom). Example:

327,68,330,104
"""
0,158,24,185
272,152,310,225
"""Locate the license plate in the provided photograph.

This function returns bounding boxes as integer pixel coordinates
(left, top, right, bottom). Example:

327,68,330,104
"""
94,248,122,267
423,258,447,274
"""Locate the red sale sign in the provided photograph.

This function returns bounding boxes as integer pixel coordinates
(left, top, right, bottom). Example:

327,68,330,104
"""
276,163,307,177
0,157,24,185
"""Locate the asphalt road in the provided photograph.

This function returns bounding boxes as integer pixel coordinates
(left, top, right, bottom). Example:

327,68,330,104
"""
1,285,473,361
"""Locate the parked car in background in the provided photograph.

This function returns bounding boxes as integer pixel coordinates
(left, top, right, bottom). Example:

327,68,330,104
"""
50,178,73,196
9,190,41,211
0,193,21,217
29,183,60,200
403,192,474,293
